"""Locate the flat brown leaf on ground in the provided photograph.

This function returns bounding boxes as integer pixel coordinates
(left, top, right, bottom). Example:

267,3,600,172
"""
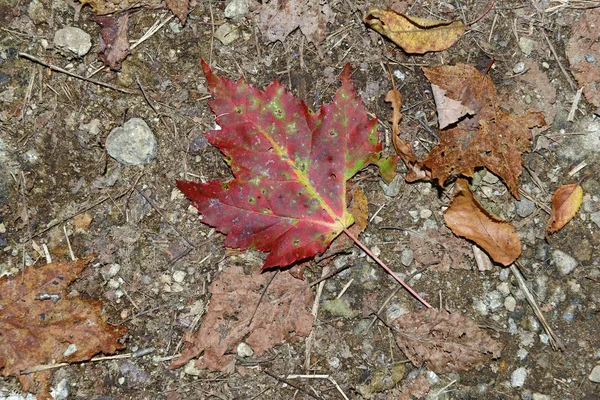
547,183,583,235
0,259,128,397
392,308,503,374
95,12,131,71
407,226,472,272
444,179,521,266
430,83,475,129
79,0,163,15
256,0,335,48
567,7,600,107
421,64,546,198
366,9,465,54
397,374,430,400
170,266,314,371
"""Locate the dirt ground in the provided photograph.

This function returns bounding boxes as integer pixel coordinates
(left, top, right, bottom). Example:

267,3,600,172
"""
1,0,600,398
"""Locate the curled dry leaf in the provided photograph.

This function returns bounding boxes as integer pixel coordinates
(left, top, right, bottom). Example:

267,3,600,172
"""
366,8,466,54
547,183,583,235
95,12,131,71
0,258,127,396
421,64,546,199
392,308,503,374
385,89,429,181
170,266,314,371
444,179,521,266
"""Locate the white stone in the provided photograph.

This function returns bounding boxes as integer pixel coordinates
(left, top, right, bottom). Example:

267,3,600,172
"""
237,342,254,357
183,360,202,375
106,118,157,165
496,282,511,296
518,37,536,55
589,365,600,383
552,250,578,276
224,0,248,19
50,379,69,400
53,27,91,57
63,343,77,357
401,248,413,266
173,270,186,283
214,22,240,45
511,367,527,387
513,61,526,74
504,296,516,312
419,209,432,219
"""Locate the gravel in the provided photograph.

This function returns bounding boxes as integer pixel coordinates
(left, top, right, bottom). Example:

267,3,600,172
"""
511,367,528,387
53,27,91,57
106,118,157,166
552,250,578,276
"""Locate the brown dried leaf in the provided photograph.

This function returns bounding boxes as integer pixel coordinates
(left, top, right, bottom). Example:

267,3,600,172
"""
79,0,163,15
444,179,521,266
366,9,465,54
567,8,600,107
393,308,503,373
385,89,429,182
95,12,131,71
408,226,471,272
256,0,335,48
166,0,189,23
170,266,314,371
397,375,430,400
430,83,475,129
0,259,127,395
547,183,583,235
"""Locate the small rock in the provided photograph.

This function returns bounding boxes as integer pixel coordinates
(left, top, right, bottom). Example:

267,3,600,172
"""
408,210,419,221
589,365,600,383
513,61,526,74
183,360,202,376
106,118,157,165
511,367,528,387
393,70,406,81
328,357,340,369
419,209,432,219
400,248,413,266
487,290,504,312
518,37,536,55
482,171,500,184
385,302,409,322
322,298,359,319
532,394,551,400
237,342,254,357
473,298,488,315
541,62,550,69
516,348,528,360
504,296,516,312
63,343,77,357
552,250,578,276
103,263,121,279
497,282,511,296
50,379,69,400
590,211,600,228
214,22,240,45
379,174,403,197
224,0,249,19
53,27,92,57
515,197,536,218
585,54,596,63
173,270,186,283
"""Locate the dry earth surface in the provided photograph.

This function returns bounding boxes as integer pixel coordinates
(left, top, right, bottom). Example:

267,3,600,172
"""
1,0,600,399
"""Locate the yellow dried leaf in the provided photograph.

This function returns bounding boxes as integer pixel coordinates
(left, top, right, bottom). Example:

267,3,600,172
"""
366,8,466,54
547,183,583,235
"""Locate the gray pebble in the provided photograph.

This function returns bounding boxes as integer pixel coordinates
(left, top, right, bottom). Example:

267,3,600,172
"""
329,357,340,369
585,54,596,63
224,0,248,19
106,118,157,165
504,296,516,312
401,248,413,266
514,198,535,218
518,37,536,55
589,365,600,383
513,61,526,74
385,302,409,322
508,318,518,335
50,379,69,400
499,268,510,281
53,27,91,57
552,250,578,276
487,290,504,312
532,394,551,400
511,367,528,387
214,22,240,45
379,174,403,197
591,211,600,228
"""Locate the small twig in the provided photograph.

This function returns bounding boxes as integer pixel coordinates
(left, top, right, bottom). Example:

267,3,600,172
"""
305,266,329,372
309,264,351,287
336,278,354,299
540,29,577,91
208,1,215,66
22,353,132,374
264,370,322,400
344,228,432,308
467,1,494,26
18,53,140,94
63,225,76,261
130,14,173,52
510,262,564,351
567,87,584,121
247,270,278,327
284,375,349,400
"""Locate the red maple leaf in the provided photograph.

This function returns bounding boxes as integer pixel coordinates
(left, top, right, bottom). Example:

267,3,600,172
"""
177,62,397,269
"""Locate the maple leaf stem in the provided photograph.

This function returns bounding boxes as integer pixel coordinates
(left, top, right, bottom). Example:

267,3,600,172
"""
343,228,432,309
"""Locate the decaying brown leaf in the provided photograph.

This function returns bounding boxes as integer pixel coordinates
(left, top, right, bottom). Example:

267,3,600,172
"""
430,83,475,129
0,258,127,396
408,226,472,272
256,0,335,48
421,64,546,198
444,179,521,266
385,89,429,181
397,375,430,400
366,9,466,54
170,266,314,372
79,0,162,16
95,12,131,71
547,183,583,235
392,308,503,373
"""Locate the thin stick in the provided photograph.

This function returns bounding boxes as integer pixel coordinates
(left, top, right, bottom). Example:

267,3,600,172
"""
247,270,278,327
309,263,351,287
567,87,583,121
510,262,564,351
305,266,329,372
540,30,577,91
284,375,349,400
467,1,494,26
18,53,140,94
130,14,173,51
344,228,432,308
336,278,353,299
22,353,132,374
208,1,215,66
63,225,76,261
264,370,322,400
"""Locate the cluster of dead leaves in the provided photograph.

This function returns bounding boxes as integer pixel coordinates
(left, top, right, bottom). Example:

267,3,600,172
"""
0,259,127,398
